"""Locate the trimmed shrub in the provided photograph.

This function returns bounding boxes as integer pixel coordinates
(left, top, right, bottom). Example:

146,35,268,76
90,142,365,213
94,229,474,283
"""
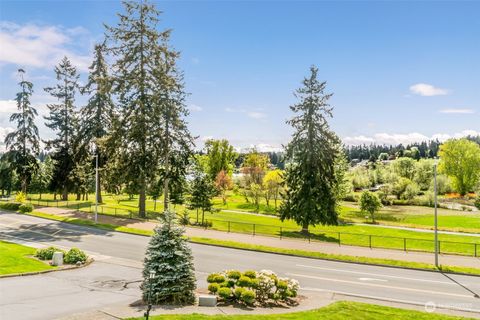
227,270,241,280
19,203,34,213
64,248,87,264
0,202,22,211
218,287,232,300
234,287,245,298
237,276,253,288
208,283,219,294
240,289,256,305
35,247,63,260
206,270,299,306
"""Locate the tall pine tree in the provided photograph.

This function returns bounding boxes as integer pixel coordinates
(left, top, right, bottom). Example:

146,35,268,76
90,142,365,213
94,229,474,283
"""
105,0,193,217
4,69,40,193
44,57,80,200
79,43,115,203
280,66,345,232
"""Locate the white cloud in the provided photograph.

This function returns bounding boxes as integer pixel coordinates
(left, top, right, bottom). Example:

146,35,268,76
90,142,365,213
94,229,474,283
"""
247,111,266,119
439,108,475,114
409,83,449,96
343,130,480,146
0,100,17,113
188,104,203,112
0,21,91,71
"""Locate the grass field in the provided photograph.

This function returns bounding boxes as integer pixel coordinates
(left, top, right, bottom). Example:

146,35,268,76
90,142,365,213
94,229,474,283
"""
126,301,474,320
0,240,54,276
23,193,480,256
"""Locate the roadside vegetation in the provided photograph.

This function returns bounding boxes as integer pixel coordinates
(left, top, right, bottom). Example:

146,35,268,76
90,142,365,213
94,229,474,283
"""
0,241,54,276
126,301,476,320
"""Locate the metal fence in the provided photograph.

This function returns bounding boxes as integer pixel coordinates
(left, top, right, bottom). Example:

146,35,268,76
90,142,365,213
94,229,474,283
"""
27,198,479,258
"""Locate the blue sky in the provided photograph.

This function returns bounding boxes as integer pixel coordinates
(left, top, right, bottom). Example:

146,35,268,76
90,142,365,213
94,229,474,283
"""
0,0,479,151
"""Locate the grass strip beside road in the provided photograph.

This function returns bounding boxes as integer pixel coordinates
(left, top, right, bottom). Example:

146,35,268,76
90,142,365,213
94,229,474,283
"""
24,211,480,276
126,301,474,320
0,240,55,276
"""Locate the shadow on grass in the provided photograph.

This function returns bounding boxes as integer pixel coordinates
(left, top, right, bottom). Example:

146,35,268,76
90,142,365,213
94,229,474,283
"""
281,230,339,243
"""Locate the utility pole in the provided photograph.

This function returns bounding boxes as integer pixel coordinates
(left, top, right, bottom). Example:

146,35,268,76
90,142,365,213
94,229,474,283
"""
95,154,98,224
434,159,439,268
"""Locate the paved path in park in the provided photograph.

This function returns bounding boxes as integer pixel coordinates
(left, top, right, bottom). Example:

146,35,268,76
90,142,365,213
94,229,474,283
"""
33,206,480,269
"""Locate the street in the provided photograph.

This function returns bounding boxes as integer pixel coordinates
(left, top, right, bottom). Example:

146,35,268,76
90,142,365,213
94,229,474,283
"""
1,211,479,319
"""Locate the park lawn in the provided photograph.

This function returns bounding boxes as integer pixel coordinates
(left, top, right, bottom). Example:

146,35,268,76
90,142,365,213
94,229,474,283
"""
126,301,474,320
340,203,480,233
25,193,480,256
0,240,54,275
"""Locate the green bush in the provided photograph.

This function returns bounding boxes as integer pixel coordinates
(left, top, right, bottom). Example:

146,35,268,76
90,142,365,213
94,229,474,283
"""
208,283,219,294
64,248,87,264
35,247,64,260
207,273,225,283
19,203,34,213
240,289,256,305
15,192,26,203
0,202,22,211
243,270,256,279
234,287,245,298
218,287,232,300
227,270,242,280
237,276,253,288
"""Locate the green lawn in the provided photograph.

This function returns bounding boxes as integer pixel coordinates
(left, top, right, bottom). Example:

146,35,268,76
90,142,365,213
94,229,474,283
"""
341,203,480,233
0,240,55,275
24,193,480,256
126,301,474,320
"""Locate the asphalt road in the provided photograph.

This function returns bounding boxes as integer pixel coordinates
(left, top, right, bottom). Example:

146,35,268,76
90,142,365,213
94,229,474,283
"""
1,212,480,319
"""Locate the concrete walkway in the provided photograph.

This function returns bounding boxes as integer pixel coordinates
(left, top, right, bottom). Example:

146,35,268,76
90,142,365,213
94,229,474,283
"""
34,207,480,269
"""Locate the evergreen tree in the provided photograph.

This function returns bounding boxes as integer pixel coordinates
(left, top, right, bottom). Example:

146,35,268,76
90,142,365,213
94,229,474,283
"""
189,168,216,225
141,210,196,304
30,157,55,199
105,0,193,217
44,57,80,200
280,66,345,232
4,69,40,193
79,43,115,203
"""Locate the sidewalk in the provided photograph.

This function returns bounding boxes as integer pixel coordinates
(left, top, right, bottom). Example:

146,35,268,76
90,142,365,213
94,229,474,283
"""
35,207,480,269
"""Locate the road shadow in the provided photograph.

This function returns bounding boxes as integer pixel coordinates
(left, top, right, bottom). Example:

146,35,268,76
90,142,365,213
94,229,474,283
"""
441,272,480,298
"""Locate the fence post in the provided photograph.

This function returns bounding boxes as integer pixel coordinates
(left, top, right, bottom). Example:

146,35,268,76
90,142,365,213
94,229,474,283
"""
308,231,311,243
369,235,372,249
228,221,230,233
280,227,283,240
438,240,441,254
475,244,478,257
404,238,407,252
253,224,255,236
205,220,208,230
338,232,341,246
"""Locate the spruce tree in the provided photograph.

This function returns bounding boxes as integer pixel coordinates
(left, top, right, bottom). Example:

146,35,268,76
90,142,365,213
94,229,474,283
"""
44,57,80,200
105,0,193,217
279,66,345,232
79,43,115,203
4,69,40,193
141,210,196,304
